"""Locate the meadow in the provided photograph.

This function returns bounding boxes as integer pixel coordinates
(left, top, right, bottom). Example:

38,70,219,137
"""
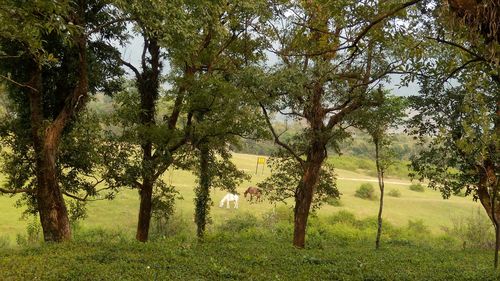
0,153,488,243
0,153,496,280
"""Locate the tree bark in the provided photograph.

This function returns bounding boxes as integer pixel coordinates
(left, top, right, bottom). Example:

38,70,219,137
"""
293,141,326,248
136,180,153,242
135,38,160,242
37,136,72,242
28,20,89,241
28,67,72,242
195,142,211,239
375,139,385,250
476,162,499,268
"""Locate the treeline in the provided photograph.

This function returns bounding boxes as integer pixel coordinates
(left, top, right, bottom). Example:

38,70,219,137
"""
0,0,498,268
233,128,418,161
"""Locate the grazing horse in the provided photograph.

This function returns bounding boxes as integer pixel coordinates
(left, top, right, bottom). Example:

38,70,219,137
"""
219,193,239,209
244,187,262,202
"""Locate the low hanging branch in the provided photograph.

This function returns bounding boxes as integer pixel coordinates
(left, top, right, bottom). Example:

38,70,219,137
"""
0,187,33,194
259,102,305,167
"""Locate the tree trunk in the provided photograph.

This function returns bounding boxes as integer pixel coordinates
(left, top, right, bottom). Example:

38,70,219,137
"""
375,139,385,250
293,142,326,248
134,38,161,242
495,225,500,269
28,67,72,242
476,162,499,268
136,180,153,242
195,142,211,239
37,139,72,242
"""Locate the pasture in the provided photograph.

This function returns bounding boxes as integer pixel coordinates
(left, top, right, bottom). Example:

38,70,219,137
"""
0,153,485,244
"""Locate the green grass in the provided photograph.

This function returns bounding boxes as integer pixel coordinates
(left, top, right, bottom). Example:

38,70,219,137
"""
0,153,488,244
0,220,497,281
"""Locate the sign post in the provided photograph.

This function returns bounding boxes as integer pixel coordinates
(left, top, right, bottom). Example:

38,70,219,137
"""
256,157,266,175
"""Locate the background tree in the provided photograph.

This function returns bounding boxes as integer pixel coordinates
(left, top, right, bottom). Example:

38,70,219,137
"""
350,95,407,249
105,0,195,242
0,0,125,242
164,0,267,239
405,0,499,267
253,0,417,248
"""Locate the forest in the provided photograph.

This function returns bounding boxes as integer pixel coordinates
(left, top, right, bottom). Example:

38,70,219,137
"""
0,0,498,280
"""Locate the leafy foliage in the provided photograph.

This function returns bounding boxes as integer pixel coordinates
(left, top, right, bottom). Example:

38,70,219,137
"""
409,183,425,193
355,183,377,200
258,152,340,210
387,189,402,198
1,213,499,280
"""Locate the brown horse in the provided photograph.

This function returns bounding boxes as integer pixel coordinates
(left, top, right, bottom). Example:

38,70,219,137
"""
244,187,262,202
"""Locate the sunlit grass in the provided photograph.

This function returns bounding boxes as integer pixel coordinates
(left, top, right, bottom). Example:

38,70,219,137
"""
0,153,485,243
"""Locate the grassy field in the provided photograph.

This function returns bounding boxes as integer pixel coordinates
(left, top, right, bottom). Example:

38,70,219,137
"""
0,153,487,243
0,153,497,280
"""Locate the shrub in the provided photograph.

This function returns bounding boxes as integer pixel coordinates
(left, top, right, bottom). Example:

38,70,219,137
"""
74,227,130,244
262,205,293,228
409,183,425,192
328,210,357,225
387,189,402,197
407,219,430,235
443,208,494,249
355,183,377,200
16,218,42,247
325,197,343,207
217,212,259,233
150,212,192,240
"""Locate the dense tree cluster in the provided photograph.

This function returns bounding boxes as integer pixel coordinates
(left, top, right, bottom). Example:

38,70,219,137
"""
0,0,498,267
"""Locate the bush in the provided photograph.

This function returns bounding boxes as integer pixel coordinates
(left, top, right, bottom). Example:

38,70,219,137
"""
443,208,494,249
217,212,259,233
409,183,425,192
354,183,377,200
407,219,430,236
325,197,343,207
150,212,192,240
327,210,357,225
387,189,402,197
262,205,293,228
16,218,42,247
74,227,130,244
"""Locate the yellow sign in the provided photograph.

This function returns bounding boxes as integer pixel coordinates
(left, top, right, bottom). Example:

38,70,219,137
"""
256,157,266,174
257,157,266,164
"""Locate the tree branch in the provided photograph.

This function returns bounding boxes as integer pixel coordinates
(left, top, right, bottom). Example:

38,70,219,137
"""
444,58,483,81
260,102,305,167
0,74,39,92
0,187,31,194
426,36,487,62
119,58,140,78
86,17,132,36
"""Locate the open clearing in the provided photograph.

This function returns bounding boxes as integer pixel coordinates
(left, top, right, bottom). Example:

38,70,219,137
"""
0,153,484,243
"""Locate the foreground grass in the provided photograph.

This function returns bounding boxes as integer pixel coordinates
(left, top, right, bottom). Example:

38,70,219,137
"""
1,207,496,280
0,232,497,281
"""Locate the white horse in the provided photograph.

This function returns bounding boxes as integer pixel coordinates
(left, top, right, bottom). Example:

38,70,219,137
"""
219,193,239,209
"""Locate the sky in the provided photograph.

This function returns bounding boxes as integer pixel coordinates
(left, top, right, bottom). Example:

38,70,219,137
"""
119,34,421,97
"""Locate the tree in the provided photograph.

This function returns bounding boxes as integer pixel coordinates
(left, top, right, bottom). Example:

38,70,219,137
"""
164,0,267,239
108,0,266,241
446,0,499,45
351,95,407,249
253,0,418,248
0,0,125,242
405,1,499,267
104,0,195,242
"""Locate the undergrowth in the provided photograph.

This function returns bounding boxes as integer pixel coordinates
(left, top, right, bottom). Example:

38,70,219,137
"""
0,210,497,280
